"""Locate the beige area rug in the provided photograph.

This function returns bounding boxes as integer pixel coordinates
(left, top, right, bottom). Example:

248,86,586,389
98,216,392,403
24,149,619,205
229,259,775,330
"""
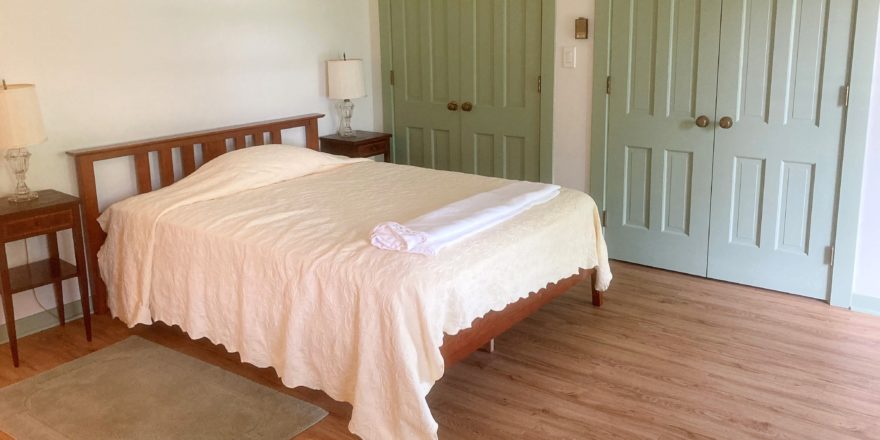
0,337,327,440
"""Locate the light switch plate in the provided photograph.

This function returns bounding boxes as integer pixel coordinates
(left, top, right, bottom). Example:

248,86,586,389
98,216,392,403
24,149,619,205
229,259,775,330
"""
563,47,577,68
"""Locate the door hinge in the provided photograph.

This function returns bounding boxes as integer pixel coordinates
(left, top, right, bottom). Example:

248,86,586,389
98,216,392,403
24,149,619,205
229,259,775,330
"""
538,75,542,93
606,76,612,95
390,70,395,86
827,246,836,267
601,210,607,227
842,85,851,107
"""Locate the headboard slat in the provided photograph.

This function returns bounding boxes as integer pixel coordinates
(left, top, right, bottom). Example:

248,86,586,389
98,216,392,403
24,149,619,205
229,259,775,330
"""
158,148,175,188
234,135,247,150
252,132,265,146
181,145,197,176
204,140,226,162
67,113,325,314
133,153,153,194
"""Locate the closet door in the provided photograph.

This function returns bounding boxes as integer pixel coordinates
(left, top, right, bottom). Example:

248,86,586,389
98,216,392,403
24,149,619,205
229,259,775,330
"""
389,0,463,170
707,0,854,299
458,0,543,181
604,0,723,276
388,0,545,179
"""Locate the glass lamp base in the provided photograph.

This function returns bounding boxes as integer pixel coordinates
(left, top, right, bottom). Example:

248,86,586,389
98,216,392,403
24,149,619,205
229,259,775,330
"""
5,147,39,203
337,99,356,137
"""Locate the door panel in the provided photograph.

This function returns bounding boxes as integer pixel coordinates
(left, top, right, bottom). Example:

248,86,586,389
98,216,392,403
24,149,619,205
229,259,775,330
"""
730,156,766,247
459,0,543,181
708,0,853,299
390,0,462,170
605,0,723,275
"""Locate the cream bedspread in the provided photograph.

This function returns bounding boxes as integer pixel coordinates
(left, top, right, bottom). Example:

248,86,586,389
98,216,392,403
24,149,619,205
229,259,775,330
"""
98,146,611,440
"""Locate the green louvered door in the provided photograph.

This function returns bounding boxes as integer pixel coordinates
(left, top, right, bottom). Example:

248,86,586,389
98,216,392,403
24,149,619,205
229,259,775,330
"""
389,0,544,180
707,0,854,299
605,0,723,276
605,0,854,298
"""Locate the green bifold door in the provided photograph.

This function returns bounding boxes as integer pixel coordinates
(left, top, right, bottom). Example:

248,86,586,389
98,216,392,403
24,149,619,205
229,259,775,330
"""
387,0,548,181
604,0,854,299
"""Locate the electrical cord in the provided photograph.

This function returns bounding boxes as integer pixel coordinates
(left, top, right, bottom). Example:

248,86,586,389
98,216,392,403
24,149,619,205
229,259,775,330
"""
24,238,59,319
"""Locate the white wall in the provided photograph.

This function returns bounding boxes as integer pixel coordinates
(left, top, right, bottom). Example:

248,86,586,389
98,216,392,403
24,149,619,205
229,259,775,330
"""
853,24,880,299
0,0,383,324
553,0,594,192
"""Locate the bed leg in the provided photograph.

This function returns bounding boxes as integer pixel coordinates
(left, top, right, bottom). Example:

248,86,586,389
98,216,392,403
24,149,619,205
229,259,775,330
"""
592,290,604,307
479,338,495,354
591,271,604,307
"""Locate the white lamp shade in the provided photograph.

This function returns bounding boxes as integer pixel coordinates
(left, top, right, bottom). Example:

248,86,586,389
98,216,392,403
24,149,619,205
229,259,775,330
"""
0,84,47,149
327,59,366,100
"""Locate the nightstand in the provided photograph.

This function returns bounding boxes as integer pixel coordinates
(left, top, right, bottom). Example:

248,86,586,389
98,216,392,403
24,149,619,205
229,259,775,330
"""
320,131,393,162
0,190,92,367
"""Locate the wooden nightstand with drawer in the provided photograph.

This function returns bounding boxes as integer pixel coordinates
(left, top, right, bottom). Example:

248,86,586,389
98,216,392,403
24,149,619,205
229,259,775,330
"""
0,190,92,367
320,131,393,162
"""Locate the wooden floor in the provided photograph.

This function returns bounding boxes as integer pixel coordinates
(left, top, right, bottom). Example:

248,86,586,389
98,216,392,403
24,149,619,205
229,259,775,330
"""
2,262,880,439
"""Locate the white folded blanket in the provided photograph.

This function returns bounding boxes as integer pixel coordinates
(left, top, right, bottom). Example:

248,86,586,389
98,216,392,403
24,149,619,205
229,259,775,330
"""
371,181,561,255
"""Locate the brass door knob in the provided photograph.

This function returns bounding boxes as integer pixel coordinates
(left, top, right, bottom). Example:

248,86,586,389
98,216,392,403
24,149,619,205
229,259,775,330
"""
719,116,734,129
695,115,710,128
461,101,474,112
447,101,459,111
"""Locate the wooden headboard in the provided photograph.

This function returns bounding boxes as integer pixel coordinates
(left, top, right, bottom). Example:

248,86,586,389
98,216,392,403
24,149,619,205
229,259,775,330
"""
66,113,324,314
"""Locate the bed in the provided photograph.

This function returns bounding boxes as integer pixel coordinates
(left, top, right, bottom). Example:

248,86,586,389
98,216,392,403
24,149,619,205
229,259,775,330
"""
67,114,611,440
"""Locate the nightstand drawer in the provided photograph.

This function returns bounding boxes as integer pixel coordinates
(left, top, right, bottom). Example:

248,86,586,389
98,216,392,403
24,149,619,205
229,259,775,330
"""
358,141,389,157
3,210,73,241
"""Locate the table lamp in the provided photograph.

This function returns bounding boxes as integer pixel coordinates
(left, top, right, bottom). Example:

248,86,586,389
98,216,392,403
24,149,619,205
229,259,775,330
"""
0,81,47,203
327,56,366,137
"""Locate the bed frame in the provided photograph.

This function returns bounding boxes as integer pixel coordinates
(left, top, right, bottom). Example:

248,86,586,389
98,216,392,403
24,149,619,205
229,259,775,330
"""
67,113,603,367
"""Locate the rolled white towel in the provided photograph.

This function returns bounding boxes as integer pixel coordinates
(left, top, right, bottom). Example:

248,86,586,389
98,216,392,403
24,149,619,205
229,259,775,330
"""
370,222,430,253
371,181,561,255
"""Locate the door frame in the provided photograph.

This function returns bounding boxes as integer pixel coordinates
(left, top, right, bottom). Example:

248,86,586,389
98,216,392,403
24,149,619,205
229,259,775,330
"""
589,0,880,307
377,0,557,183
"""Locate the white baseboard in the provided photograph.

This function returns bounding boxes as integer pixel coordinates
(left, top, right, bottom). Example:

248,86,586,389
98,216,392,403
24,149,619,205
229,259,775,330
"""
851,294,880,317
0,301,85,345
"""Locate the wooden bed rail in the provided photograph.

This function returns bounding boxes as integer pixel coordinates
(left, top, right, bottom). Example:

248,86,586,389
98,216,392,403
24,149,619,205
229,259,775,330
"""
66,114,324,314
441,269,595,367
